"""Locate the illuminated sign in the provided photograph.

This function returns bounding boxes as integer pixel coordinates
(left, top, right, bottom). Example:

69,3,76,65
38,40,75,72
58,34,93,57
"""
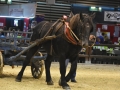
7,0,12,4
0,0,7,3
0,0,11,4
89,7,102,12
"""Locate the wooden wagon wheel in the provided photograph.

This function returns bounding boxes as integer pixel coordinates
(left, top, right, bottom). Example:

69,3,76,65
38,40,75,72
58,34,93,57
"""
0,51,3,77
31,52,44,79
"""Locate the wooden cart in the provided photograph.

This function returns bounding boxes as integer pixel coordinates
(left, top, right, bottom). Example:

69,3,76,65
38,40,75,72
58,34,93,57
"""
0,30,52,78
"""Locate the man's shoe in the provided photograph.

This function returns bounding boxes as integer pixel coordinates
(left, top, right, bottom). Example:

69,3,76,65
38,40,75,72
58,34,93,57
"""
71,80,77,83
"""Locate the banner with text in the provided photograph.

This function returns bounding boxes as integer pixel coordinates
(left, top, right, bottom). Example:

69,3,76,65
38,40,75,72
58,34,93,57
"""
9,8,23,17
0,3,36,18
104,11,120,22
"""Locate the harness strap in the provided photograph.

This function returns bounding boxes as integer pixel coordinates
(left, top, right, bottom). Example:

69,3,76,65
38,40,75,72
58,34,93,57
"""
65,23,80,42
64,22,82,45
64,22,78,45
50,20,65,55
41,19,64,55
39,21,49,34
43,19,61,38
52,20,64,34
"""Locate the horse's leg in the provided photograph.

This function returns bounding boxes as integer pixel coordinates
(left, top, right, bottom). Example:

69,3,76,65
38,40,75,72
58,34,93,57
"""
59,54,70,89
16,45,39,82
45,54,54,85
65,57,78,82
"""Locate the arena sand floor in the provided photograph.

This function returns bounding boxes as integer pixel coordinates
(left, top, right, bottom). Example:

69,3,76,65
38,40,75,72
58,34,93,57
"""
0,62,120,90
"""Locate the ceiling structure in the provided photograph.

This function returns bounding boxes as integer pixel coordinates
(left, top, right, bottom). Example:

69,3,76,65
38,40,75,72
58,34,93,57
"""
11,0,71,21
1,0,120,21
8,0,120,8
55,0,120,7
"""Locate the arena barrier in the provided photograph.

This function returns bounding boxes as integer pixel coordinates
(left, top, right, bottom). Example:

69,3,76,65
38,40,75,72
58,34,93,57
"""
78,44,120,64
79,54,120,59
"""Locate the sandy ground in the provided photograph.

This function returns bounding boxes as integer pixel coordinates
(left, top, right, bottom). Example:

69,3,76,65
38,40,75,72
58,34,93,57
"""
0,62,120,90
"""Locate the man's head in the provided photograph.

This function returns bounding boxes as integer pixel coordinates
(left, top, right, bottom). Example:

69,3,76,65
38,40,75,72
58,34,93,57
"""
89,35,96,46
89,35,96,41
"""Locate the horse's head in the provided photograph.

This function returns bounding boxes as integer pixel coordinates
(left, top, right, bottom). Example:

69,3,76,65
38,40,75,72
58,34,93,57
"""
69,13,95,47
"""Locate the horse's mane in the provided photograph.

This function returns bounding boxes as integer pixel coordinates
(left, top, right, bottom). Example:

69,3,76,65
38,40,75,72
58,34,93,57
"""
69,14,80,30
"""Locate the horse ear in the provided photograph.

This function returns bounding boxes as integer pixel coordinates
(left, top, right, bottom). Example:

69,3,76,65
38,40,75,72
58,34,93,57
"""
91,12,96,19
69,11,74,17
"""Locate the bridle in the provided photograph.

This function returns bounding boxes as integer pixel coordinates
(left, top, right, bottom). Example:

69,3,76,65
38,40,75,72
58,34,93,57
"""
78,15,96,48
49,18,95,48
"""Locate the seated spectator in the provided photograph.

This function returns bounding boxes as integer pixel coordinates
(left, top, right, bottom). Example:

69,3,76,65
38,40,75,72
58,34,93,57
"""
118,37,120,45
98,33,105,44
104,39,112,44
96,37,101,44
3,26,7,31
7,28,14,37
17,34,22,38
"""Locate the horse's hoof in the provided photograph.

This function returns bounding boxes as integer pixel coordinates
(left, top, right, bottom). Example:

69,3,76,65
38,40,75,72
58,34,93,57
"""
15,78,21,82
58,78,70,90
15,76,21,82
47,80,54,85
62,86,71,90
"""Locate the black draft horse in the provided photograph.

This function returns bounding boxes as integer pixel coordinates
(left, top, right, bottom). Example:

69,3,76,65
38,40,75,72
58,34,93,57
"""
15,13,95,90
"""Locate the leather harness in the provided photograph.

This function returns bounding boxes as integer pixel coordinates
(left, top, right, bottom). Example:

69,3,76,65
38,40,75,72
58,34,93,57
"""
64,22,78,45
38,19,82,46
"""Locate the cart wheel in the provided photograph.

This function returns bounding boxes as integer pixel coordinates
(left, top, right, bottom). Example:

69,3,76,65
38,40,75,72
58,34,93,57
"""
31,52,44,79
0,51,3,76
